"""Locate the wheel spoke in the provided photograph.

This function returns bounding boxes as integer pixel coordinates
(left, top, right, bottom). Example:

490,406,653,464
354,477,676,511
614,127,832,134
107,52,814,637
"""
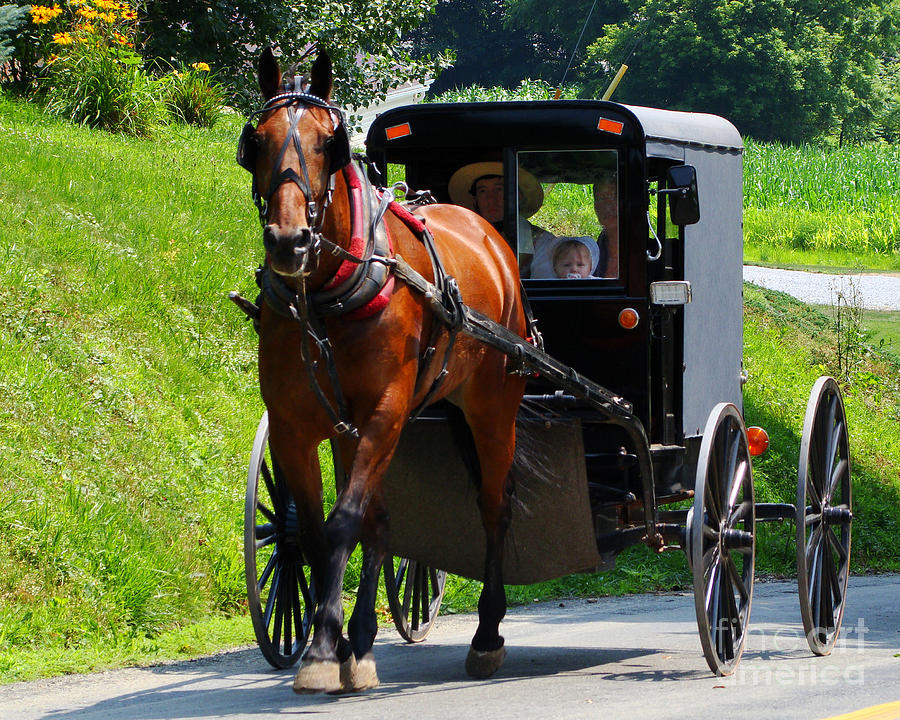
716,570,735,660
290,564,305,648
411,562,422,631
808,533,823,619
256,532,276,550
705,479,722,525
825,525,849,565
280,562,293,655
806,474,823,512
704,560,721,619
401,561,414,620
828,456,848,500
256,501,276,524
258,548,278,593
703,543,720,576
260,461,279,512
725,552,750,603
265,562,282,631
818,541,836,633
823,397,839,481
805,522,823,573
726,460,747,515
723,426,740,500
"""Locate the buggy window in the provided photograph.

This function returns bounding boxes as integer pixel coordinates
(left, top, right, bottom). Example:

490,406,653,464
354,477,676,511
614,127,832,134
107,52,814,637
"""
516,150,619,280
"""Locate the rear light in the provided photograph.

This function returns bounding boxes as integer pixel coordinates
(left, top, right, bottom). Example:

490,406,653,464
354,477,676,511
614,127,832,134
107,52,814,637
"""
618,308,640,330
650,281,692,306
747,426,769,456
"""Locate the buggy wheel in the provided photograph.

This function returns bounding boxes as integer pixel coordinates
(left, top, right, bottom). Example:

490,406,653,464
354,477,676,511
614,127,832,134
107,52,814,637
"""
383,556,447,643
797,376,852,656
244,412,315,669
690,403,755,676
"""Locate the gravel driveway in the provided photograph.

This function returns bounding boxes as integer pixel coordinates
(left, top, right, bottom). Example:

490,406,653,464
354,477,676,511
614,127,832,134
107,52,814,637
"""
743,266,900,311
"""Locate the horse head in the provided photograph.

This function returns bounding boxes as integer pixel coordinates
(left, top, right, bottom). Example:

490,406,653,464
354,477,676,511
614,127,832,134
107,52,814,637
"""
238,48,351,278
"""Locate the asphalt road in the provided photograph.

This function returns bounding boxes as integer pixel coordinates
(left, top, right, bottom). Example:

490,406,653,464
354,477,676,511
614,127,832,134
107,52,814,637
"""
2,575,897,720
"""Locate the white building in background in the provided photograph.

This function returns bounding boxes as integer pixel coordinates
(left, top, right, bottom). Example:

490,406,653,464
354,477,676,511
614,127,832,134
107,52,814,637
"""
350,80,432,148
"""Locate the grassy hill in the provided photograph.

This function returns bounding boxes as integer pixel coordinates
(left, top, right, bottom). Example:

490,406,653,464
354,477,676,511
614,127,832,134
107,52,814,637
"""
0,96,897,683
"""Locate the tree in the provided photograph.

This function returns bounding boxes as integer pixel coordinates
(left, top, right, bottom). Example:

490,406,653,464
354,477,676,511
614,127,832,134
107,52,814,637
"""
407,0,566,95
142,0,445,112
581,0,900,142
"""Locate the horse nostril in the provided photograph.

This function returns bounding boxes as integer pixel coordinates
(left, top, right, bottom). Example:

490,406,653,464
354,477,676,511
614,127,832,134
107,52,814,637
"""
263,225,279,252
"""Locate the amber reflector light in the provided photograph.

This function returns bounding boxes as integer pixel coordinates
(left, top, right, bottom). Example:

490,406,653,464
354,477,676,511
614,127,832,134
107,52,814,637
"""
747,426,769,456
385,122,412,140
618,308,639,330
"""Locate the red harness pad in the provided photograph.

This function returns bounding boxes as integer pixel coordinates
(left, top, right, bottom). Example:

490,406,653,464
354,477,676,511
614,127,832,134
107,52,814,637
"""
389,201,427,235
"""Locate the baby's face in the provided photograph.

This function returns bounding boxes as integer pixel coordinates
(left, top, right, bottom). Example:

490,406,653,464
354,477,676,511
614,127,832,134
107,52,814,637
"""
555,248,590,278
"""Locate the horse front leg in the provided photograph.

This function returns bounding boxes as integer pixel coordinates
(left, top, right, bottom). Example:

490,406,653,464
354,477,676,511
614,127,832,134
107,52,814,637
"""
294,400,409,693
337,491,389,692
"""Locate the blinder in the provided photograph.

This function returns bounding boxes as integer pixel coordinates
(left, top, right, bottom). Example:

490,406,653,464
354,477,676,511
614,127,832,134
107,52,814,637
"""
235,97,350,177
237,121,256,173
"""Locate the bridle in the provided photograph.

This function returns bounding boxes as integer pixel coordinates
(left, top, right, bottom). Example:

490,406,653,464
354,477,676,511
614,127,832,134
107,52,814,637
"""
237,90,351,273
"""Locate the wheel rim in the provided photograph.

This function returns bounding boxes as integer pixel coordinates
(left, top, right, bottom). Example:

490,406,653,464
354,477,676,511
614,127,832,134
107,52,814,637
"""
244,413,315,668
797,377,852,656
691,403,755,676
383,556,447,643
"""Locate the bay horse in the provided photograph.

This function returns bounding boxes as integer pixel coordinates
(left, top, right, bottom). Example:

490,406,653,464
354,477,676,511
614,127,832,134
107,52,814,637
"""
237,48,528,693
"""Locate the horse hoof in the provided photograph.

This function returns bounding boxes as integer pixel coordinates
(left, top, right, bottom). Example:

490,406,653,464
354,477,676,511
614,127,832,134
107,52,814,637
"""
465,644,507,679
293,659,342,694
329,652,379,694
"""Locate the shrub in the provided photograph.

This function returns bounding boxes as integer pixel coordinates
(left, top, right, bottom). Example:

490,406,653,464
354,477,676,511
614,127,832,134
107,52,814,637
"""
161,62,226,128
43,43,162,135
14,1,162,135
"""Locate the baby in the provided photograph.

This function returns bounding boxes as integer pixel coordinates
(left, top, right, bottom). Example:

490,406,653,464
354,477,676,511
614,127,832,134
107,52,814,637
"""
552,239,593,278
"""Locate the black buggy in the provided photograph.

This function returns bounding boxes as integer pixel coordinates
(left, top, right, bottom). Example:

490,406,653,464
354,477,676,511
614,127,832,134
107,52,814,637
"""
241,99,853,676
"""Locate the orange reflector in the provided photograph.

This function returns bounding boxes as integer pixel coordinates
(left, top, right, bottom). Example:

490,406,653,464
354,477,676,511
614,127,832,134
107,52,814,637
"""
597,117,624,135
618,308,639,330
748,426,769,456
385,122,412,140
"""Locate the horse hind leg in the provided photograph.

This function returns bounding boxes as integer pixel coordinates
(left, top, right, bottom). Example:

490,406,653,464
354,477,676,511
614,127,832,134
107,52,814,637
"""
459,372,525,679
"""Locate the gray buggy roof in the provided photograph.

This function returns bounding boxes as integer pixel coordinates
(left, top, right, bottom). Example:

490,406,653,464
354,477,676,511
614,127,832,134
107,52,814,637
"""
623,104,744,158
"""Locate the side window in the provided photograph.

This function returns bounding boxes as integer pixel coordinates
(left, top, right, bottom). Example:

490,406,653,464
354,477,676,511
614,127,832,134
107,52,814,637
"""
516,150,620,280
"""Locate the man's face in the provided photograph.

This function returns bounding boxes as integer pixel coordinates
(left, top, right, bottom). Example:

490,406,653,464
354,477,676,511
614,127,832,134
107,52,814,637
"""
474,176,504,223
593,178,617,221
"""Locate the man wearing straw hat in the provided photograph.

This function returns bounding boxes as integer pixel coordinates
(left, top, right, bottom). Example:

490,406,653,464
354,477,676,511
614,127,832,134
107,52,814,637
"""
448,161,554,277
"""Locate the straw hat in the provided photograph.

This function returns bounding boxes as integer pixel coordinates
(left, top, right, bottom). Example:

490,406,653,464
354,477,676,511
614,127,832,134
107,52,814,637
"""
448,161,544,218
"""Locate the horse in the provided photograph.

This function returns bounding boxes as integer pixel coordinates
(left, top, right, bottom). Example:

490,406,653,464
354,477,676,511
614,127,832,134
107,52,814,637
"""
237,47,529,693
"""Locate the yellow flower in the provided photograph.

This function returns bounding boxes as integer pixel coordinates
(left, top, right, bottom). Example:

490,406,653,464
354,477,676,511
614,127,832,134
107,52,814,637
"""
92,0,114,8
190,62,211,72
97,11,116,21
112,31,128,44
120,8,136,20
78,21,95,33
52,31,73,44
29,4,63,23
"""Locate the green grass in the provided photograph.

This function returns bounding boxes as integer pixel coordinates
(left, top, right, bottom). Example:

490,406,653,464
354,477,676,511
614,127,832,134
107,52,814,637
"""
0,94,898,684
744,140,900,270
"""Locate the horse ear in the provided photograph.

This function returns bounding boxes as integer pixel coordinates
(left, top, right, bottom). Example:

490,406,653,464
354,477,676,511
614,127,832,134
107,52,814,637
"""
258,47,281,100
308,50,333,102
